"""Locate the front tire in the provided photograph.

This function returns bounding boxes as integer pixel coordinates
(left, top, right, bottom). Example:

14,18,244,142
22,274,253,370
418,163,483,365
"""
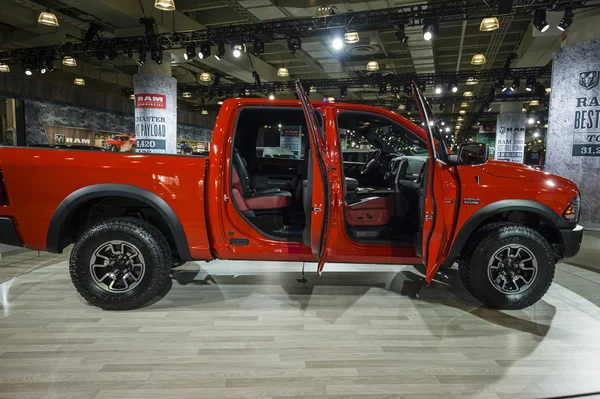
458,224,555,310
109,145,119,152
69,217,173,310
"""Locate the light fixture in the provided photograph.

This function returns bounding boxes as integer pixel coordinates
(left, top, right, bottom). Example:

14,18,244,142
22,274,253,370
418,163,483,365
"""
423,20,439,41
545,87,551,94
331,36,344,51
277,67,289,77
137,51,147,66
522,107,527,113
466,77,478,85
526,76,536,91
129,94,135,100
201,109,208,115
199,42,211,59
459,109,466,115
558,7,574,31
366,60,379,71
62,56,77,67
510,77,520,91
463,91,473,97
154,0,176,11
217,101,224,105
534,132,540,138
0,63,9,73
528,117,535,124
378,82,387,97
398,103,406,111
199,72,211,82
184,45,196,60
484,102,492,112
252,38,265,56
440,121,445,126
231,42,245,58
182,92,192,98
445,126,451,133
327,97,335,102
471,53,486,65
457,117,464,122
151,48,163,64
439,104,446,112
24,66,33,76
461,102,468,107
533,9,549,33
498,78,507,92
530,99,540,106
74,77,85,86
395,24,409,43
309,85,317,93
215,42,225,60
38,10,59,27
287,36,302,54
316,6,336,17
449,82,458,93
340,85,348,98
344,31,359,44
268,92,275,100
480,17,499,31
435,84,442,94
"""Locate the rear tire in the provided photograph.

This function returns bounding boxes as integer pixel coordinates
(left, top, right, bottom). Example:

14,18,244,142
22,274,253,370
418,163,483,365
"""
458,224,555,310
109,145,119,152
69,217,173,310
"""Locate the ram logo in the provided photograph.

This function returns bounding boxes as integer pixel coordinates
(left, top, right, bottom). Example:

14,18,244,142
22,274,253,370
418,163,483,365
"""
579,71,599,90
54,134,65,145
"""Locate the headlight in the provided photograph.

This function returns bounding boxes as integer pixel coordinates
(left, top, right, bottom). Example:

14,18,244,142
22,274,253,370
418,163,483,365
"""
563,194,580,222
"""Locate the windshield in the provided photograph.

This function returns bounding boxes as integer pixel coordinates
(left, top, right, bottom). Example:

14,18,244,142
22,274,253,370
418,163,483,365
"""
412,82,449,161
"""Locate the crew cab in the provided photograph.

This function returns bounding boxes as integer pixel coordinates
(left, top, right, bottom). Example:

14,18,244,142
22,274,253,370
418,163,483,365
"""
0,82,582,310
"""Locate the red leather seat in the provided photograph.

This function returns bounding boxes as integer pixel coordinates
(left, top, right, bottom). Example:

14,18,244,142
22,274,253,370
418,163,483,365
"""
231,150,292,211
346,196,393,226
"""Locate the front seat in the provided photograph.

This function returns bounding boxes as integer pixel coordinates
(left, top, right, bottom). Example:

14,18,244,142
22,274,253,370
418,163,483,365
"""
346,196,393,226
231,149,292,211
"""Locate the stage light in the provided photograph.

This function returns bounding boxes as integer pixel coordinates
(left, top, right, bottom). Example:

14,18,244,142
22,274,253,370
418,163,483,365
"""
62,56,76,67
439,103,445,112
528,117,535,124
215,42,225,60
0,63,9,73
199,42,211,59
151,47,163,64
558,7,574,31
533,9,549,32
484,102,492,112
344,31,359,44
155,0,175,11
435,84,442,94
268,92,275,100
309,85,316,93
526,76,536,91
137,51,147,66
73,77,85,86
327,97,335,102
449,82,458,93
38,10,59,27
331,36,344,51
199,72,211,82
24,66,33,76
277,67,289,77
366,60,379,71
498,78,506,92
287,36,302,54
378,82,387,97
231,42,245,58
445,127,451,133
471,53,486,65
423,20,439,41
316,6,336,17
395,24,409,43
184,45,196,60
510,77,520,91
480,17,499,31
252,38,264,56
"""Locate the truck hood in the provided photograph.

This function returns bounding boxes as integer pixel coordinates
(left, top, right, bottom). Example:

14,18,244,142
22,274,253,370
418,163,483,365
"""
482,160,578,191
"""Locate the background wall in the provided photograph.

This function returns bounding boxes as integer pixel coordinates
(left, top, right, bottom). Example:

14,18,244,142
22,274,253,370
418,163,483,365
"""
24,99,212,145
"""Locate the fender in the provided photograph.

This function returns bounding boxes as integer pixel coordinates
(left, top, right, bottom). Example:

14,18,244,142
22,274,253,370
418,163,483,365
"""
442,199,574,267
46,183,192,260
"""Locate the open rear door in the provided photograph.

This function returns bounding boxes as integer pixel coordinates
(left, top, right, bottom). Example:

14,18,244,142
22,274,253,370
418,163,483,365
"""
412,82,459,283
296,80,330,275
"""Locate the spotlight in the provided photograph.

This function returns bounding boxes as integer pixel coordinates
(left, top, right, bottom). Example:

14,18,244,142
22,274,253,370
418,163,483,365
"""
199,42,211,59
498,78,506,92
137,51,147,66
435,84,442,94
151,47,163,64
268,92,275,100
439,104,446,112
287,36,302,54
184,45,196,60
445,126,451,133
316,6,337,17
449,82,458,93
252,38,265,56
378,82,387,97
558,7,573,31
528,116,535,124
46,57,55,72
423,20,439,41
526,76,536,92
390,85,400,95
484,102,492,112
231,40,245,58
395,24,409,43
510,77,520,91
332,36,344,51
533,9,549,33
340,84,348,98
215,42,225,60
24,66,33,76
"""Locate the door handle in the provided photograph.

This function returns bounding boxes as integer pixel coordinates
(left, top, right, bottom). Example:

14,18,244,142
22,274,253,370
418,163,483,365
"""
313,207,321,213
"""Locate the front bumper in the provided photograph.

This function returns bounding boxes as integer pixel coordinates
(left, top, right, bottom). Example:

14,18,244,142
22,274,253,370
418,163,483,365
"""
0,217,23,248
559,224,583,259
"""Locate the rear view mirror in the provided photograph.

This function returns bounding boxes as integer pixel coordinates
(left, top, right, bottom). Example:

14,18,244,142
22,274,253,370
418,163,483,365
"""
448,142,489,166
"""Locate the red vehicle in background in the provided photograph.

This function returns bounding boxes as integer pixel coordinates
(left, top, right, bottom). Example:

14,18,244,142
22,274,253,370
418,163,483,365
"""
0,82,583,310
102,135,136,152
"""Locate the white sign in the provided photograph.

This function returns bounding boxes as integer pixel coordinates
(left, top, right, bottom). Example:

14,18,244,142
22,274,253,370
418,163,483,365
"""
279,126,302,158
494,113,527,163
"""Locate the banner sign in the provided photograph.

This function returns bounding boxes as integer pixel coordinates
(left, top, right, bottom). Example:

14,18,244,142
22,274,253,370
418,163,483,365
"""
572,71,600,156
494,113,526,163
280,126,302,158
135,94,166,109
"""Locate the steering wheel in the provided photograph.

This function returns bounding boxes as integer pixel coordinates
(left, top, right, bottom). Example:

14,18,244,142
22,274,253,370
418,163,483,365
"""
361,149,382,175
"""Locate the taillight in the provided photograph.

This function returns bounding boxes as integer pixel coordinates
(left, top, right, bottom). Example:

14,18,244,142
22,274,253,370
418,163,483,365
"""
0,169,8,206
563,194,580,222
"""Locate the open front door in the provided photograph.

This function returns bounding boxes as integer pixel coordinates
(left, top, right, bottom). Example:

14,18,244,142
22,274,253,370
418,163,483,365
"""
296,81,331,275
412,83,459,284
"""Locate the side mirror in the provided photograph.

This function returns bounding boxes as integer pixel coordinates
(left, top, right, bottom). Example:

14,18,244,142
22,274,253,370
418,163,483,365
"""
448,142,489,166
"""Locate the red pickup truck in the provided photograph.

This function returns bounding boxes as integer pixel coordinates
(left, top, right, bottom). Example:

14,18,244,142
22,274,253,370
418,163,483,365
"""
102,135,136,152
0,83,582,310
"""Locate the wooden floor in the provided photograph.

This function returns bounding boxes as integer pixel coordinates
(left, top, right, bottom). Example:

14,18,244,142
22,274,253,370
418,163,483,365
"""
2,238,600,399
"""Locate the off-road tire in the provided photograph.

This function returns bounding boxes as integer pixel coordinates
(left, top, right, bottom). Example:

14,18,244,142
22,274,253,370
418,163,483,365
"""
458,224,555,310
70,217,173,310
109,145,119,152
